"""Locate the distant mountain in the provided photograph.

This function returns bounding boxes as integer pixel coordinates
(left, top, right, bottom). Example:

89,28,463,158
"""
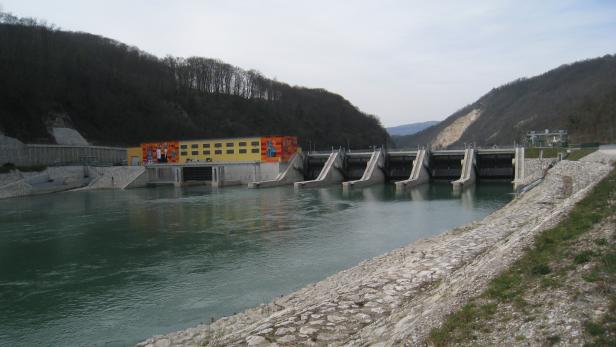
0,11,388,149
386,121,439,136
397,55,616,148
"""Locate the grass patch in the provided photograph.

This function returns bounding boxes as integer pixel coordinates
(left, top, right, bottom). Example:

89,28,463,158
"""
531,263,552,275
574,250,595,264
429,165,616,346
585,295,616,346
566,148,598,161
583,270,600,283
486,274,523,300
526,147,562,159
601,252,616,273
585,321,605,336
546,335,561,345
429,302,498,346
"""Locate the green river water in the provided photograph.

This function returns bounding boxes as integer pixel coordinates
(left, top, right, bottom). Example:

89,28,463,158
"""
0,183,512,346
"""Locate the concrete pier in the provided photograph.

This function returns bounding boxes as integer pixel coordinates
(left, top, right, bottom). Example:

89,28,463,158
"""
342,150,385,191
512,147,526,191
452,148,476,191
248,153,304,188
394,149,430,192
294,151,344,189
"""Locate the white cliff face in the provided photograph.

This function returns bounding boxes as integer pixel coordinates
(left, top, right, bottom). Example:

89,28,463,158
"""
432,109,481,149
137,154,615,347
51,127,89,146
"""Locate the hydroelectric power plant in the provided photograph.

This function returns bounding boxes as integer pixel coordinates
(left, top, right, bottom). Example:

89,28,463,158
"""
146,146,526,192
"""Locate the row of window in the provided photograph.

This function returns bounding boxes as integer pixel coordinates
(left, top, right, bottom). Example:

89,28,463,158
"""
181,141,260,149
180,148,259,156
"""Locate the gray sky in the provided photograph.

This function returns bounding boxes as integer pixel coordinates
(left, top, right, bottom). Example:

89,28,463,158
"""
2,1,615,127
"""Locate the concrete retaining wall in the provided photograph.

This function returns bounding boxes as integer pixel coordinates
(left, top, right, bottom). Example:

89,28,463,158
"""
0,165,91,199
0,135,126,166
82,166,147,190
214,162,280,187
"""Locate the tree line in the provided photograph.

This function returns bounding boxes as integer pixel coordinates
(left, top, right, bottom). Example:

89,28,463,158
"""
0,9,389,149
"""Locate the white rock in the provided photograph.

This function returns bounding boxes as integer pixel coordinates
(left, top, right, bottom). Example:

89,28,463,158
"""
299,326,318,335
277,335,296,343
153,339,170,347
246,335,267,346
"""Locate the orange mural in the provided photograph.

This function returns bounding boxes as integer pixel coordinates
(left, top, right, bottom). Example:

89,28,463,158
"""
261,136,298,163
141,141,179,164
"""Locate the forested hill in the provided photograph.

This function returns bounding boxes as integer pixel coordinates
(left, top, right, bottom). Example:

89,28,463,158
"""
395,55,616,148
0,14,388,148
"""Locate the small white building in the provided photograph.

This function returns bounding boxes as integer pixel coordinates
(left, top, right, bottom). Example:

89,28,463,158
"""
527,129,568,147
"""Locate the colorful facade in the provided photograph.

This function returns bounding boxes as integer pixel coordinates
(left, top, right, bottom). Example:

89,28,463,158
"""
142,141,180,164
179,137,262,163
260,136,299,163
129,136,299,165
127,147,142,166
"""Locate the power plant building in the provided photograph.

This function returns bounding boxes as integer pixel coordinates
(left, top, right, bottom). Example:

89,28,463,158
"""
128,136,298,165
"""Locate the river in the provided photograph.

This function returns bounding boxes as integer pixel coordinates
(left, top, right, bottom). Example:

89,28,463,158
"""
0,183,512,346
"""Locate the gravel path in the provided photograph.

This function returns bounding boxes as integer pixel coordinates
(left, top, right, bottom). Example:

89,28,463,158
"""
138,157,614,347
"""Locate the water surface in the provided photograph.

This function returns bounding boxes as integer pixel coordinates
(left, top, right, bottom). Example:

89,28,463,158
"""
0,183,512,346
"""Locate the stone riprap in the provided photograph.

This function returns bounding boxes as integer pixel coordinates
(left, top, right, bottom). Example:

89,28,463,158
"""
521,158,556,186
137,158,614,347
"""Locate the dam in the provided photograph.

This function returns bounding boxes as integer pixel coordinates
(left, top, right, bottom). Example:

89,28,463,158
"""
249,147,523,191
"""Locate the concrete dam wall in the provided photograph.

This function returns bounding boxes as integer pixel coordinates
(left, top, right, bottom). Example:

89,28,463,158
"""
250,147,523,192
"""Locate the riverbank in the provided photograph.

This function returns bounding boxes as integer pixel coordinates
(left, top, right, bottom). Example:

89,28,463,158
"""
138,150,615,346
429,149,616,346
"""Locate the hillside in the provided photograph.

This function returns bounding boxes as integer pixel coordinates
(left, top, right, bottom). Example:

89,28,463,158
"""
386,121,439,136
396,55,616,148
0,12,388,149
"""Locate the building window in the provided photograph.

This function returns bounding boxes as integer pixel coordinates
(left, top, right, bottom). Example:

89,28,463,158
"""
251,148,260,153
191,151,198,155
181,145,187,149
202,143,210,148
203,150,210,155
191,144,198,148
227,149,234,154
215,143,222,148
239,149,247,154
181,151,188,156
251,141,260,146
239,142,247,146
226,142,234,147
215,150,222,155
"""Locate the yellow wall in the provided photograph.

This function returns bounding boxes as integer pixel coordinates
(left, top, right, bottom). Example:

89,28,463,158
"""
127,147,142,166
178,137,262,163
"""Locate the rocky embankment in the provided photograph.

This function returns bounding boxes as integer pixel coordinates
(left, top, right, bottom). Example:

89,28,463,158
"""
140,152,613,347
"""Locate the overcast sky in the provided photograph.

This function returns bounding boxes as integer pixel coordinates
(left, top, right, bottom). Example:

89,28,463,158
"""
2,1,615,127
